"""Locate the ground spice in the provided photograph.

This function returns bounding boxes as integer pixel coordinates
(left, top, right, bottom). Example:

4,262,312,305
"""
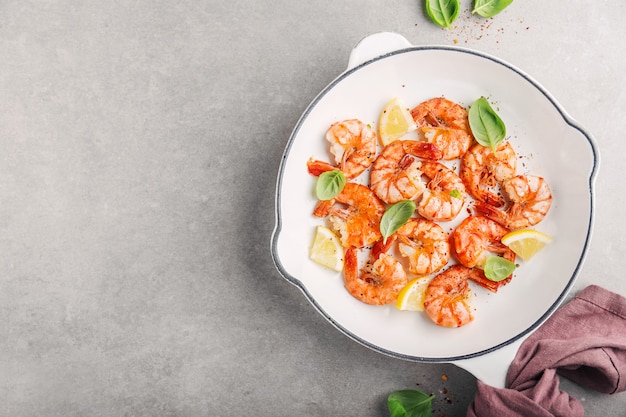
428,7,529,46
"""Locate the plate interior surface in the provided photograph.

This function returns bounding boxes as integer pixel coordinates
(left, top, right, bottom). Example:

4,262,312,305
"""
272,47,597,361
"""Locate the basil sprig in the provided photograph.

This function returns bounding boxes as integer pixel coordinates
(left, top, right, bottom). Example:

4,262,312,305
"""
315,170,346,200
472,0,514,18
380,200,416,243
425,0,460,29
484,256,516,281
468,97,507,153
388,389,435,417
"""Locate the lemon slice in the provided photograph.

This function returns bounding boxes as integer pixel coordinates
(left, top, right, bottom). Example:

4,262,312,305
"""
378,97,418,146
309,226,344,271
395,277,430,311
501,229,553,261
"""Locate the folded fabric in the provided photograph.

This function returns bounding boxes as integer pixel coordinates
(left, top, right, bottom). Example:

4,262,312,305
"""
467,285,626,417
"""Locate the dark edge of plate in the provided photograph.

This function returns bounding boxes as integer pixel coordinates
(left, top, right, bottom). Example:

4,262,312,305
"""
270,45,600,362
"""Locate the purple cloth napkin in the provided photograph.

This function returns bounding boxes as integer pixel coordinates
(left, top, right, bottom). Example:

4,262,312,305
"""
467,285,626,417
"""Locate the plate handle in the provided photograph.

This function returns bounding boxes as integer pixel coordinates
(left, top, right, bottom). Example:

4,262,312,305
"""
453,336,526,388
347,32,412,70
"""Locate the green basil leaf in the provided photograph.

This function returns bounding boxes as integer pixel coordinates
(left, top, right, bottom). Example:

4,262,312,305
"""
468,97,506,153
472,0,514,18
380,201,416,243
315,170,346,200
425,0,460,29
449,189,461,199
484,256,516,281
388,389,435,417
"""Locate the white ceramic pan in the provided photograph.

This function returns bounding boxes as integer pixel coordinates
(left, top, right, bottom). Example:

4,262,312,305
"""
271,32,599,387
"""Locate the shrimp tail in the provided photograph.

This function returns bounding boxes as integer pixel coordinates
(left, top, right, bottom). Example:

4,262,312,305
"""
467,267,510,293
307,159,336,176
479,190,505,208
344,246,358,280
405,141,444,161
371,235,396,259
473,201,507,226
313,199,334,217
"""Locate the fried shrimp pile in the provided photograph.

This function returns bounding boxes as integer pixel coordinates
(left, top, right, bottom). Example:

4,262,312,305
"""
307,95,553,328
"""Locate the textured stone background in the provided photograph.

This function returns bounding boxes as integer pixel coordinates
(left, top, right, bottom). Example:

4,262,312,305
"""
1,1,625,416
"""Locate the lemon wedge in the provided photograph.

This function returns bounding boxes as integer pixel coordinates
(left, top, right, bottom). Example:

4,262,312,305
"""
395,277,430,311
501,229,553,261
309,226,344,272
378,97,417,146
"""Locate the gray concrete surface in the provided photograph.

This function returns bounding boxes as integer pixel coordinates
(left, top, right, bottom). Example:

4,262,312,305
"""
1,0,625,416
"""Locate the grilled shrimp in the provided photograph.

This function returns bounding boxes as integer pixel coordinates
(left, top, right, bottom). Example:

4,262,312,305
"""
423,265,479,328
344,247,408,305
307,119,377,179
326,119,378,179
417,161,467,222
451,215,515,269
313,182,385,248
369,140,443,204
460,141,517,207
411,97,474,160
474,175,552,230
396,218,451,275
